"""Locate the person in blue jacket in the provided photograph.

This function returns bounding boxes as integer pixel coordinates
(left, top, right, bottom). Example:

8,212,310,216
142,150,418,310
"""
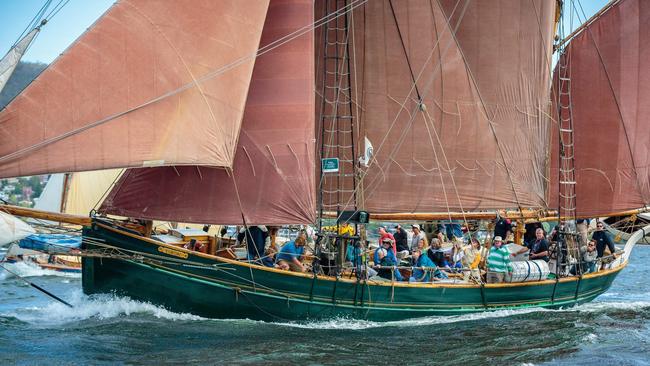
373,239,403,281
276,236,306,272
410,248,447,282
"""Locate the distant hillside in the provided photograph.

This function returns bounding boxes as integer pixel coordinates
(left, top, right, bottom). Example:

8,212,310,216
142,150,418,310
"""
0,61,47,109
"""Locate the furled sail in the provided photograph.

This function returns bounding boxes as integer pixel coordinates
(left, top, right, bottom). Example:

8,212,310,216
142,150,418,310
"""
321,0,556,214
0,0,270,178
550,0,650,216
0,27,40,94
99,0,316,225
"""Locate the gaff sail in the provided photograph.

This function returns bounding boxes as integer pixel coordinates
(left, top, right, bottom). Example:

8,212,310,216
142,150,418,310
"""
0,27,40,94
551,0,650,216
99,0,316,225
0,0,270,178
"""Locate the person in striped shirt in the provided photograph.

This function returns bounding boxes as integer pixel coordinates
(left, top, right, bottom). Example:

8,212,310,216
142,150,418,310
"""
487,236,512,283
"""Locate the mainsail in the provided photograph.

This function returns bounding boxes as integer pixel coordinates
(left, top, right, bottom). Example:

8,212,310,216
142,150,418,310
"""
551,0,650,216
320,0,556,214
0,1,270,178
0,27,40,94
99,0,316,225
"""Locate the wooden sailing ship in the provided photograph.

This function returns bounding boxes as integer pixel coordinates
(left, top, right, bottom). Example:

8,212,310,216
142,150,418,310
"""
1,0,649,321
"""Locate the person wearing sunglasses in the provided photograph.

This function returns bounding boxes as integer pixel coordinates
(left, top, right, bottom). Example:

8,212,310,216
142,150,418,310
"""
579,239,598,273
592,221,616,259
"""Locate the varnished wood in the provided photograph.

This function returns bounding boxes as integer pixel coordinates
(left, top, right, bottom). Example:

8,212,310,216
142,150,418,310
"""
0,204,91,226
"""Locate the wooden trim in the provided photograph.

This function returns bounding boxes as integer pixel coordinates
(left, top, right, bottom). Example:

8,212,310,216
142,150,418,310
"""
0,204,91,226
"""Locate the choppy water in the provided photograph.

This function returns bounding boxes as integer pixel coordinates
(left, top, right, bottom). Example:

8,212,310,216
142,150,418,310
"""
1,247,650,365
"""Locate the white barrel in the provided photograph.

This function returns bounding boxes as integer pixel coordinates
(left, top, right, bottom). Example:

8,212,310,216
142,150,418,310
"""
506,260,550,282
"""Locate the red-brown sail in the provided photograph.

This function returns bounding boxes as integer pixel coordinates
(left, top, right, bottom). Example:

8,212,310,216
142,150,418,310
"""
331,0,556,214
0,0,270,178
100,0,315,225
550,0,650,216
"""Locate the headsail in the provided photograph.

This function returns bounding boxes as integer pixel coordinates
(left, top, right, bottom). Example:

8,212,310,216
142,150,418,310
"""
0,27,40,94
551,0,650,216
0,1,270,178
99,0,316,225
0,211,35,247
320,0,556,214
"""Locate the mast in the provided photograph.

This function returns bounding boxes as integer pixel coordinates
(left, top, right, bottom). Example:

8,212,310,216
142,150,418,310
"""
318,0,359,228
556,0,620,49
555,3,578,225
60,172,71,214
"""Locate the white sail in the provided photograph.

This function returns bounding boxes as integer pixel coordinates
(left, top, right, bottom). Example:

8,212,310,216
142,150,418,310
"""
34,174,65,212
0,211,35,247
0,27,40,95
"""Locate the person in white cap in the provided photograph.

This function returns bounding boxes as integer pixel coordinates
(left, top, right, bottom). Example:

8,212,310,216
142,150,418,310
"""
410,224,425,252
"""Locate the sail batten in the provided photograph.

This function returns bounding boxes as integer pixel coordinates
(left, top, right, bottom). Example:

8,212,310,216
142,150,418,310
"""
0,0,270,178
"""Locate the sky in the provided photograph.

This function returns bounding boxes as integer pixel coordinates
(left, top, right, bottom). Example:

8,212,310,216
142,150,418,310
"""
0,0,113,64
0,0,610,64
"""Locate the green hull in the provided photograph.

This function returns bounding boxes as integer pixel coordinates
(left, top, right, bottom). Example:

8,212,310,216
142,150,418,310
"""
82,222,623,321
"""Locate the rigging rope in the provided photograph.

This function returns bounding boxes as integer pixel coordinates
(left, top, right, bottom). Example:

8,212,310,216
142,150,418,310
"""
388,0,422,101
13,0,51,45
43,0,70,22
332,0,472,222
431,0,526,219
0,0,369,165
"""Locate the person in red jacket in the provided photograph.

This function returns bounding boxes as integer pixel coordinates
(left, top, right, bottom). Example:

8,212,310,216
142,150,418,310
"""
378,226,396,256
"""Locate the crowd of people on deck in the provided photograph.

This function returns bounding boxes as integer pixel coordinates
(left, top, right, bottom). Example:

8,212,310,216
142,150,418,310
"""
225,218,620,285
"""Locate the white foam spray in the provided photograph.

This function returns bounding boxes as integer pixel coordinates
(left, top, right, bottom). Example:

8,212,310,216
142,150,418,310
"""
2,290,205,326
0,260,80,279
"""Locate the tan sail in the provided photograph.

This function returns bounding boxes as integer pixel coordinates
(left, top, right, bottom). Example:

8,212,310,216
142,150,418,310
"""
319,0,556,215
99,0,316,225
0,0,270,178
63,169,122,216
551,0,650,216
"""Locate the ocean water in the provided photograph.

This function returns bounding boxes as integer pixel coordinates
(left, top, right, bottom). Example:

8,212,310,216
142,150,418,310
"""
1,247,650,365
